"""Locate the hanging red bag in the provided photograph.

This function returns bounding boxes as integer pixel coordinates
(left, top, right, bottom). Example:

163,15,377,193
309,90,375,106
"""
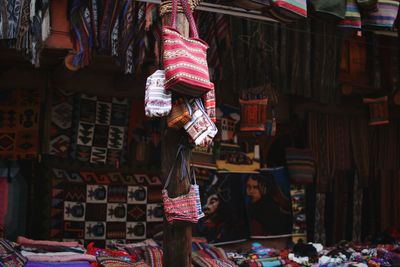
162,0,214,97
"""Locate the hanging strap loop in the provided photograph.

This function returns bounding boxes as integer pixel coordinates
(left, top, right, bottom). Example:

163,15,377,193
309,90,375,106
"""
163,144,191,189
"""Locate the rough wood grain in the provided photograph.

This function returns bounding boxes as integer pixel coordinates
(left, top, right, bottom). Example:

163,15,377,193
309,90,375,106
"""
161,8,192,267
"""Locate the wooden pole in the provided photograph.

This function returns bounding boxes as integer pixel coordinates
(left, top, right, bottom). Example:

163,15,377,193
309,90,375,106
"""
161,7,192,267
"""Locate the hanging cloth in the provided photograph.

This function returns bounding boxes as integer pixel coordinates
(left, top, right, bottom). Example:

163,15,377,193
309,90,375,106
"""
0,177,8,238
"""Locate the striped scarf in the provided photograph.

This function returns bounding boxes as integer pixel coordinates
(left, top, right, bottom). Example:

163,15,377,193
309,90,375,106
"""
99,0,123,52
69,0,93,68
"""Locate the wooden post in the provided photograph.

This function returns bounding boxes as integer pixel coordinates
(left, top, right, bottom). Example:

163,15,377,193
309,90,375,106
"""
161,7,192,267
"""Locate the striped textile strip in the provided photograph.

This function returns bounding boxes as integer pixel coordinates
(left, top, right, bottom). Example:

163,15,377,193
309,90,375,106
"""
145,247,163,267
362,0,400,28
162,185,198,223
0,239,27,267
338,0,362,29
270,0,307,17
286,148,316,184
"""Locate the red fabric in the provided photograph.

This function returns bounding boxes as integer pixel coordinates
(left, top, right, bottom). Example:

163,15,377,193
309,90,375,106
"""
203,89,216,123
0,177,8,237
162,0,213,97
162,185,198,223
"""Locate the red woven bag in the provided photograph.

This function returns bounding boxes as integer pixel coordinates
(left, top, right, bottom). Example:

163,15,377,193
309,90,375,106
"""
162,0,214,97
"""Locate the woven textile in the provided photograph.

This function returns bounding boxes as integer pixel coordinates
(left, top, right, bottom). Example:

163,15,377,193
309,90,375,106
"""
309,0,346,20
0,89,40,160
239,98,268,132
338,0,362,29
0,178,8,237
203,89,216,123
184,99,218,146
192,256,237,267
363,96,390,126
0,239,27,267
162,185,198,223
159,0,199,16
162,0,214,97
49,168,163,247
72,94,130,165
144,247,163,267
167,98,192,129
362,0,400,28
97,256,149,267
267,0,307,23
285,148,316,185
49,89,74,158
144,70,171,118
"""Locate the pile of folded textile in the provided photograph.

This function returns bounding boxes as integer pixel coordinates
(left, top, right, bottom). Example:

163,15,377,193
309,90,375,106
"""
0,237,237,267
226,241,400,267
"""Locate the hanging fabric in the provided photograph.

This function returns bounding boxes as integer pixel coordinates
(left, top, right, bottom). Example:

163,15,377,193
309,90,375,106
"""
362,0,400,28
309,0,347,21
338,0,362,29
356,0,378,13
0,177,8,238
363,96,390,126
239,87,269,132
265,0,307,23
67,0,93,70
285,148,316,185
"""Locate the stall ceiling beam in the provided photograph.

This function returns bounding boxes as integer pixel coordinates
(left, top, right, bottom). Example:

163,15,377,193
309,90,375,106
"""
135,0,279,22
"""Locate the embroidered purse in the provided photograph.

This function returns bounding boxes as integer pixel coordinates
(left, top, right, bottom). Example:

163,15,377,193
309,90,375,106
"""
162,146,199,224
184,99,218,147
145,70,172,118
167,98,193,129
203,88,216,123
162,0,214,97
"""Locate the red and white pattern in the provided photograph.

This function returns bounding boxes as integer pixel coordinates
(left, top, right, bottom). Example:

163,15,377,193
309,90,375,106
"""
162,0,213,97
144,70,171,118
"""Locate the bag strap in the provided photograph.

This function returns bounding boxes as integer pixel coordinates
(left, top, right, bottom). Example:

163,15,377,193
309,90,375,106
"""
191,168,197,185
170,0,199,38
163,144,191,189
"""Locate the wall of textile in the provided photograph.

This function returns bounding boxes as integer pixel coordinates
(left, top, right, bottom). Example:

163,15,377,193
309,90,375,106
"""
48,167,163,247
0,89,41,160
226,18,342,106
0,0,50,66
308,112,400,244
48,89,162,170
48,89,129,166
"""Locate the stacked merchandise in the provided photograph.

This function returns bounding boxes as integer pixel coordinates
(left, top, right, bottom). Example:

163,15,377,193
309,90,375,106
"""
227,240,400,267
0,237,237,267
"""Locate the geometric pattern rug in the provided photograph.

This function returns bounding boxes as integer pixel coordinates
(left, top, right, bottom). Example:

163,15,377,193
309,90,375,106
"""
49,168,163,248
0,89,41,159
49,90,130,166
